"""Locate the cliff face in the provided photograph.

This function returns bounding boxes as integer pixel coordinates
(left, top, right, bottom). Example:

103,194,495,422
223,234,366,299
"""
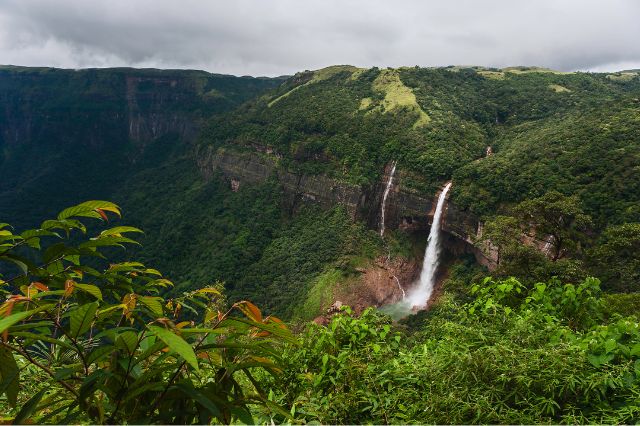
124,74,199,145
198,148,364,215
198,147,497,268
0,66,284,227
0,67,283,150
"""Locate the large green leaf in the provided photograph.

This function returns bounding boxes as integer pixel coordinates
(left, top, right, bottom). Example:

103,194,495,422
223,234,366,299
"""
139,296,164,317
10,332,75,350
79,235,140,249
57,201,121,221
99,226,144,237
13,388,46,424
43,243,77,264
75,283,103,301
116,330,139,355
147,325,200,372
70,302,99,338
86,344,115,365
0,253,35,275
0,305,53,335
0,346,19,407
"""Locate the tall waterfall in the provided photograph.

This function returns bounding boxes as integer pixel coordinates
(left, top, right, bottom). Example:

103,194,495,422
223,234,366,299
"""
406,182,452,309
379,161,397,236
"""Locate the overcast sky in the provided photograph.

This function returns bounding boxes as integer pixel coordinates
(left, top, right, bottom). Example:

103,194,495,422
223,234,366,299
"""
1,0,639,77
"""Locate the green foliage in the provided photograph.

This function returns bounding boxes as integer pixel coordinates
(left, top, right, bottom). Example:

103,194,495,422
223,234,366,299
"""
0,201,292,424
271,277,640,424
200,67,490,192
267,307,403,424
602,293,640,319
514,191,593,260
115,157,286,300
0,67,283,231
232,206,381,318
468,276,602,330
294,269,344,321
589,223,640,292
478,193,593,285
4,65,640,313
453,99,640,229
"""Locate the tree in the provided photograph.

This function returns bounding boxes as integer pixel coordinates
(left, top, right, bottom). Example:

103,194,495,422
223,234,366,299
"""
514,191,592,261
590,223,640,292
480,215,547,278
0,201,292,424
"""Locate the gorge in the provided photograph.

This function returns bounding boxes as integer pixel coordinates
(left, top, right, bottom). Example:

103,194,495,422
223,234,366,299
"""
3,63,640,424
2,64,640,320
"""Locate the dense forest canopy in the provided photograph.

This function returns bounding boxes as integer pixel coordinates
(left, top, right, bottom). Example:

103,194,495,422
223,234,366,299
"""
2,65,640,423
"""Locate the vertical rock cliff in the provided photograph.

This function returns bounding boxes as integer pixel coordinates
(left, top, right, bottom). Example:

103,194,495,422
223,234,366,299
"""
0,66,284,226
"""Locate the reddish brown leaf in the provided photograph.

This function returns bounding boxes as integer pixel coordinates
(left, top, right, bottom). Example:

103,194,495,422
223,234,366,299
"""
64,280,75,298
96,208,109,221
32,282,49,292
1,300,14,342
234,300,263,323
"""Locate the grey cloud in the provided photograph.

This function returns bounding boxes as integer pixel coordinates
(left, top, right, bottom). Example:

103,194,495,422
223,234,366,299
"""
0,0,639,76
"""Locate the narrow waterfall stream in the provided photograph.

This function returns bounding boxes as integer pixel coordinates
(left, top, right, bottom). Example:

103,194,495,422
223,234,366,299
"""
406,182,452,309
379,161,397,237
393,275,406,299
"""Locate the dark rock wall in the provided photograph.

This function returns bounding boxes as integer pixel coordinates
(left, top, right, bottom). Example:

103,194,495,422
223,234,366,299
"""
198,148,498,268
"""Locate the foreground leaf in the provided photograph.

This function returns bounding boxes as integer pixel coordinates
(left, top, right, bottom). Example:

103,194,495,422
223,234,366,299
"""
148,325,199,373
70,302,99,338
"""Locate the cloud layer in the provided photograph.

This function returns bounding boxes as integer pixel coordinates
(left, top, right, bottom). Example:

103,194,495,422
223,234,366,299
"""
1,0,639,76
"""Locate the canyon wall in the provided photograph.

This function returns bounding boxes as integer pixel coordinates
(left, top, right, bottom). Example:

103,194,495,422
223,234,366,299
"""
0,66,283,227
197,147,498,268
0,67,282,150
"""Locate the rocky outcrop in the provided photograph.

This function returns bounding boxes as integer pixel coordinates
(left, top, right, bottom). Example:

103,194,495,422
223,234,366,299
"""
198,148,498,268
313,256,421,325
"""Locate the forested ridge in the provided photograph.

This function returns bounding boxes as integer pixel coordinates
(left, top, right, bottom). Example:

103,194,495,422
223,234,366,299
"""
1,65,640,424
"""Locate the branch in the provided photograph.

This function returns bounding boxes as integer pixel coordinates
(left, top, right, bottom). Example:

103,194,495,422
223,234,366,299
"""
2,341,79,398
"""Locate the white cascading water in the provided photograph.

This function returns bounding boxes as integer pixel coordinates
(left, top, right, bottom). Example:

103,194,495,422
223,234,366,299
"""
393,275,406,300
379,161,397,237
406,182,452,309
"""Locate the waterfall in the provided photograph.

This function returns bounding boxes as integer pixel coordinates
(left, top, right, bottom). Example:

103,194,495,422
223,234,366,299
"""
393,275,406,299
406,182,452,309
543,235,554,256
379,161,397,237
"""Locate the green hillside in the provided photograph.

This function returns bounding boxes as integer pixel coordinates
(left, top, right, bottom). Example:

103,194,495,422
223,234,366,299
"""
3,65,640,424
3,65,640,314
